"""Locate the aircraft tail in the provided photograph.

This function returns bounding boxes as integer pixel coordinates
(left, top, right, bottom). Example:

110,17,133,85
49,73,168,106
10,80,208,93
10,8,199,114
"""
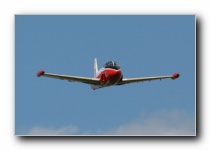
94,58,98,77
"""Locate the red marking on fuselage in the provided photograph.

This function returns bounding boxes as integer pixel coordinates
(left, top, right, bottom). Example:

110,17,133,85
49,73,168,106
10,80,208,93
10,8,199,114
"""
97,69,122,85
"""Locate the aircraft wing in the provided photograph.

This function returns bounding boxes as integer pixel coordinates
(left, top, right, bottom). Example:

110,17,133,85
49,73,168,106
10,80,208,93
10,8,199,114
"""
37,70,100,85
117,73,179,85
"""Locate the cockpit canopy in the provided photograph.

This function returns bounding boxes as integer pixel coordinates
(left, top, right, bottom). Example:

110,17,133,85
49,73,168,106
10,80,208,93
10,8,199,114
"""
104,61,120,70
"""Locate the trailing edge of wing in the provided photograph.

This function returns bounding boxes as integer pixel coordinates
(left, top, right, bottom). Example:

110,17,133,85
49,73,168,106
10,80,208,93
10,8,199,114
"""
117,73,180,85
37,70,100,85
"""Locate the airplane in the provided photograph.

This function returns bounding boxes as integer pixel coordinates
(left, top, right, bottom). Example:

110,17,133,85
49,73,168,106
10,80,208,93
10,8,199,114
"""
37,58,180,90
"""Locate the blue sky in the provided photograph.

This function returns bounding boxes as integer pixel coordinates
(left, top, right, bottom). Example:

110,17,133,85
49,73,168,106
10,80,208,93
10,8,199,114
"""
15,15,195,135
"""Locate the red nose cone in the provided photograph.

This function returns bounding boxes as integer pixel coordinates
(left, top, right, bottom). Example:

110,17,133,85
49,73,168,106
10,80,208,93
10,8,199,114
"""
37,70,45,77
172,73,180,79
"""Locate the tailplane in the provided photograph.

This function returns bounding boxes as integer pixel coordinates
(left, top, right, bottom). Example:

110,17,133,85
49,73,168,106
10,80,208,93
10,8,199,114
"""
94,58,98,77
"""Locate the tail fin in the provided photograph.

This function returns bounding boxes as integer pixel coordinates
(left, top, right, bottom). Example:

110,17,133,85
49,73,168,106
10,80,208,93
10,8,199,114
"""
94,58,98,77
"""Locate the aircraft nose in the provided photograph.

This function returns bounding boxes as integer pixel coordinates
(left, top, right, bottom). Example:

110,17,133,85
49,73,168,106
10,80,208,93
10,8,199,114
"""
116,70,122,75
115,70,122,79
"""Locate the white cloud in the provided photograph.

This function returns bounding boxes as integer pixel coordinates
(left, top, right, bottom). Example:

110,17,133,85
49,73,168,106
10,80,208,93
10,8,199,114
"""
103,109,195,136
27,125,79,135
25,109,195,136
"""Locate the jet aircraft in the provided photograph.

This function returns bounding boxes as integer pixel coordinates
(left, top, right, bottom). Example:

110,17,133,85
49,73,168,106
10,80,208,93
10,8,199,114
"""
37,58,180,90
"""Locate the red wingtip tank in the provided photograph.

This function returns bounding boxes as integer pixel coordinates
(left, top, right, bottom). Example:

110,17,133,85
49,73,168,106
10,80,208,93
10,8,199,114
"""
171,73,180,80
37,70,45,77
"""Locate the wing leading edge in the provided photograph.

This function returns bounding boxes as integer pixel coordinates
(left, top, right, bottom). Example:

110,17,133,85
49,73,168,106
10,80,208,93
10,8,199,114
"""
117,73,180,85
37,70,100,85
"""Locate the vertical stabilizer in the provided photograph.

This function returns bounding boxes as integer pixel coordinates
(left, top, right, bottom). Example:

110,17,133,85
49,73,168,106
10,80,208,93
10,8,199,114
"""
94,58,98,77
